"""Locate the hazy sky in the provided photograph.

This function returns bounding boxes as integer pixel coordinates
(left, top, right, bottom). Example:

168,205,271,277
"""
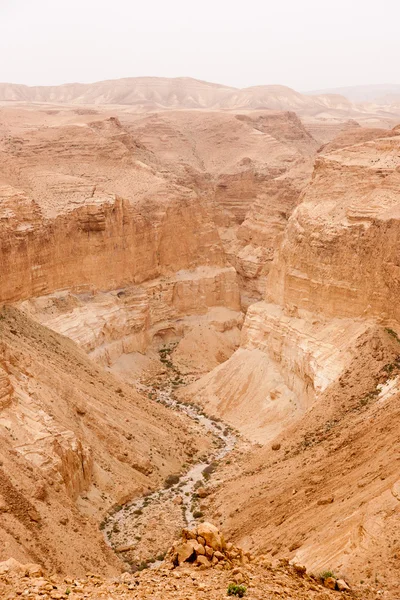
1,0,399,90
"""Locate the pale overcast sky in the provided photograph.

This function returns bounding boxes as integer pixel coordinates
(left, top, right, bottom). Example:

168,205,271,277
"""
1,0,399,90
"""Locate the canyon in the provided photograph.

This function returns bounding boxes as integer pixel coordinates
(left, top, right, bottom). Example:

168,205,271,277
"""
0,77,399,598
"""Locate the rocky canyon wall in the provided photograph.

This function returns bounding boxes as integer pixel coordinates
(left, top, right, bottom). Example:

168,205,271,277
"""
186,126,400,591
267,131,400,320
126,109,319,306
186,127,400,442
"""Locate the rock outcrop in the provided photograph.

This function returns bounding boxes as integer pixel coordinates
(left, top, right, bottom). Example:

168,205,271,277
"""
0,108,244,373
167,523,257,572
0,110,233,292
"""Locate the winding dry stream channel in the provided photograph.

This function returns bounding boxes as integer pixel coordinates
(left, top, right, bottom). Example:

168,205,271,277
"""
102,379,237,568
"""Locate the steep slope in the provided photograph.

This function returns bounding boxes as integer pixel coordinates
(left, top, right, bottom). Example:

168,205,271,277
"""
208,326,400,597
185,127,400,438
0,306,210,576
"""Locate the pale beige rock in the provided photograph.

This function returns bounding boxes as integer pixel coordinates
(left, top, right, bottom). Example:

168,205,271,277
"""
336,579,351,592
197,523,223,551
196,555,211,568
0,558,25,575
176,542,197,564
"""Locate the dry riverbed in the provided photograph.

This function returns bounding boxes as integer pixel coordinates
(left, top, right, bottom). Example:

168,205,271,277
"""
102,345,238,572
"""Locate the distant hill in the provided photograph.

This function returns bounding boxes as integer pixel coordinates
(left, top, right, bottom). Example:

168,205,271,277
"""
2,77,400,121
307,83,400,104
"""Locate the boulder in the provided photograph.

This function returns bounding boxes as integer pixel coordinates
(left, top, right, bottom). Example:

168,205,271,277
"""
176,541,196,564
196,555,211,568
182,528,197,540
336,579,351,592
175,539,205,564
317,497,334,506
116,544,134,553
197,487,209,498
0,558,25,575
196,543,205,556
292,563,306,576
197,522,223,551
25,563,44,577
323,577,336,590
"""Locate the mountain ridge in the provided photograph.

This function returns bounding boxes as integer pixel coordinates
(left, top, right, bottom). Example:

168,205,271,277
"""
2,76,400,120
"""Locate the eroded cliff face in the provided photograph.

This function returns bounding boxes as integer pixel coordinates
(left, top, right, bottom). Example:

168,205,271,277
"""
18,267,240,372
268,132,400,320
126,109,318,306
182,302,372,442
0,106,321,369
0,115,226,301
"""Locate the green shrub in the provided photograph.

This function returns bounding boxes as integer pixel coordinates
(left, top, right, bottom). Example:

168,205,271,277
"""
320,570,336,580
227,583,247,597
164,474,180,488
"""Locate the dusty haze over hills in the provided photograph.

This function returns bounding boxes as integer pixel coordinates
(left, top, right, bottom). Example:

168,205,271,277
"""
1,77,400,129
2,0,400,90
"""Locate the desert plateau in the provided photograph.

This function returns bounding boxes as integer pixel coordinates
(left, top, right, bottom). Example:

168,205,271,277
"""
0,69,400,600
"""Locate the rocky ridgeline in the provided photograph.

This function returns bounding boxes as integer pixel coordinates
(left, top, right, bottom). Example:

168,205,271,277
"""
167,522,253,573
